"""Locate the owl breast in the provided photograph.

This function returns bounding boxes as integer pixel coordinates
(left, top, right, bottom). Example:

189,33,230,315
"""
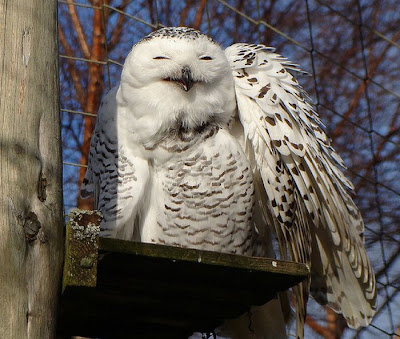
139,125,259,256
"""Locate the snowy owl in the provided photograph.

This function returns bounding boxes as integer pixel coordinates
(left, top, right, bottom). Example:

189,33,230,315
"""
81,27,376,338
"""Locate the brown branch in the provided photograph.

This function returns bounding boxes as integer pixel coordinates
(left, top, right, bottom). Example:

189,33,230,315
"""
234,0,245,42
354,102,400,192
375,245,400,281
164,0,171,27
66,0,91,59
261,0,278,45
62,115,84,149
58,24,86,109
306,308,347,339
101,0,111,23
332,29,400,139
107,0,130,51
193,0,207,29
328,309,347,339
77,0,106,210
331,54,386,139
179,0,194,27
306,314,333,338
146,0,157,27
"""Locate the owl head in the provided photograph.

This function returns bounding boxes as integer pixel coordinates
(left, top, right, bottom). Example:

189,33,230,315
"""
117,27,236,133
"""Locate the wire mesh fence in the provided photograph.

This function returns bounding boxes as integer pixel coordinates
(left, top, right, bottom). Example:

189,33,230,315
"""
58,0,400,337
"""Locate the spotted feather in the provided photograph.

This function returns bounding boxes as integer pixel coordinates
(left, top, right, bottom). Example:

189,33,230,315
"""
225,43,376,337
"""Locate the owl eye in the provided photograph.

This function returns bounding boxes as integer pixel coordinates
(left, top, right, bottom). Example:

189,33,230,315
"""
153,56,170,60
200,56,213,60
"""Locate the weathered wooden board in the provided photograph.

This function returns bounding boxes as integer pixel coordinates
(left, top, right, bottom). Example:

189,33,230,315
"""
62,209,102,291
0,1,63,337
59,216,309,338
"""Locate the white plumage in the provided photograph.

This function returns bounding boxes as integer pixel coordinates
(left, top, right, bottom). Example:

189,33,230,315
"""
81,27,376,338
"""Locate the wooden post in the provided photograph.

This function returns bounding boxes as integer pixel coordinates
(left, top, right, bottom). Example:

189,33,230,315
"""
0,0,63,338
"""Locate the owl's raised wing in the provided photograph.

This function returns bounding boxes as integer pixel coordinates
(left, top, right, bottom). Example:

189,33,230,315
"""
225,43,376,337
81,87,150,240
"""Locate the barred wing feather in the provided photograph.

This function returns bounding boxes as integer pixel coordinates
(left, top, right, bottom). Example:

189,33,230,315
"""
225,43,376,338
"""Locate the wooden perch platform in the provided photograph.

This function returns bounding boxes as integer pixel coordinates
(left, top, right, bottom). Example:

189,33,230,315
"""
57,210,309,338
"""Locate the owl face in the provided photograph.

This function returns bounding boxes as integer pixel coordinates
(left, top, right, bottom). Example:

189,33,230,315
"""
118,28,236,131
129,34,230,88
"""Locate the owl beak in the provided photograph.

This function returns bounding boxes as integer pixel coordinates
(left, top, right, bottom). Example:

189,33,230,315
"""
181,66,193,92
164,66,194,91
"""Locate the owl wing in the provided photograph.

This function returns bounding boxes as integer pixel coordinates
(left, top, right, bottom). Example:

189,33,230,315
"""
81,86,150,240
225,43,376,337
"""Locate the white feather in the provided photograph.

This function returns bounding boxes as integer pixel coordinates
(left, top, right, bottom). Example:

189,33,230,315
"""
82,28,376,339
226,42,376,337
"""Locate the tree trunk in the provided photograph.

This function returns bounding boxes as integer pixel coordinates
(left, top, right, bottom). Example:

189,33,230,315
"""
0,0,64,338
76,0,106,210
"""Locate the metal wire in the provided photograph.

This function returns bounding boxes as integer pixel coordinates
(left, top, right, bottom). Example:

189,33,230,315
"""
103,3,159,29
315,0,400,52
356,0,395,335
61,108,97,117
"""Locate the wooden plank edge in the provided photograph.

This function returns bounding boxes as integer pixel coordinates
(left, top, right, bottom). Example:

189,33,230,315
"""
99,237,310,278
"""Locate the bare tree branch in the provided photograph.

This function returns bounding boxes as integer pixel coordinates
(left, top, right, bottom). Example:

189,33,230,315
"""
306,314,333,338
179,0,194,27
76,0,106,210
58,24,87,108
107,0,130,51
193,0,207,29
66,0,91,59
